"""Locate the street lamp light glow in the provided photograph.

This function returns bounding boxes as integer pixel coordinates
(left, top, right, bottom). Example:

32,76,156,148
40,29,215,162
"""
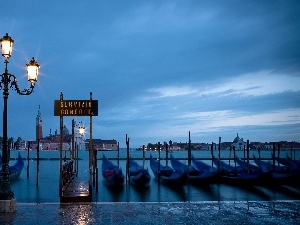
79,127,85,135
0,33,14,59
26,57,40,83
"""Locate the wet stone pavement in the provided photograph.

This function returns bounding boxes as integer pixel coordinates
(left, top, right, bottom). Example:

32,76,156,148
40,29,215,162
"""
1,201,300,225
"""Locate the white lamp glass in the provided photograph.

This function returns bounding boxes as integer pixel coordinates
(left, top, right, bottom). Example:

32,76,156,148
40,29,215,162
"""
0,33,14,58
26,57,40,83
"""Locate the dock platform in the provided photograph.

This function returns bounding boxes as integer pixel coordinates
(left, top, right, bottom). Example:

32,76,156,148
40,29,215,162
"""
60,177,91,203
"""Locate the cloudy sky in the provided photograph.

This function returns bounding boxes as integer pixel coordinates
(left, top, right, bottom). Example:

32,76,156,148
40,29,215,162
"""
1,1,299,148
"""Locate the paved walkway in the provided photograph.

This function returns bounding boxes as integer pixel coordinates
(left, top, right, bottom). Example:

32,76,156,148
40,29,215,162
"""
1,201,300,224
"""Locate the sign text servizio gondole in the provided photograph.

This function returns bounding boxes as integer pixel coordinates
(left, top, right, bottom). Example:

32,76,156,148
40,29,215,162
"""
54,100,98,116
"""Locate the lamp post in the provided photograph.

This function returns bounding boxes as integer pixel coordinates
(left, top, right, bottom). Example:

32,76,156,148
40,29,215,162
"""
0,33,40,205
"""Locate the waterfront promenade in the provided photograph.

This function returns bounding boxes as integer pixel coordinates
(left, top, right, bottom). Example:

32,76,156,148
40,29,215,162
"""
1,201,300,224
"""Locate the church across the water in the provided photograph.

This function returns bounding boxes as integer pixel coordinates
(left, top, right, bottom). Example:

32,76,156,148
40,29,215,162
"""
18,106,118,151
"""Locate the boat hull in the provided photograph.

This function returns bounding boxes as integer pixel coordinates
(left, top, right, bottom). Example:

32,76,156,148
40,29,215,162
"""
130,169,151,187
129,159,151,187
102,155,124,186
0,152,24,182
170,155,218,185
150,155,186,186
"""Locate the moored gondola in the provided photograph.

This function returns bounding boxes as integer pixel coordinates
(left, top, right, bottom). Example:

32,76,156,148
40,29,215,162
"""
150,154,186,185
275,156,300,169
101,154,124,186
253,156,299,185
212,155,267,186
128,159,151,187
0,152,24,182
170,154,218,184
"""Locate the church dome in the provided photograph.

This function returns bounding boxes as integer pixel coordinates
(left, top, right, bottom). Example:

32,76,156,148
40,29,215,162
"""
63,125,69,135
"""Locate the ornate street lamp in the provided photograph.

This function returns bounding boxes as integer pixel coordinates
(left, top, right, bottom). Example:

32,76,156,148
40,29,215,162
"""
0,33,40,202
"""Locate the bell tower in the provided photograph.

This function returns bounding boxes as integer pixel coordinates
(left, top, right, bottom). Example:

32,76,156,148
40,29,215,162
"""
36,105,43,141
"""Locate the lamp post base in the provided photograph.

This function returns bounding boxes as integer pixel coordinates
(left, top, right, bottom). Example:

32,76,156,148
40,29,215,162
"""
0,198,17,212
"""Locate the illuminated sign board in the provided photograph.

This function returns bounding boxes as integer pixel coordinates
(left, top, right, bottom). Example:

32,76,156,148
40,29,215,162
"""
54,100,98,116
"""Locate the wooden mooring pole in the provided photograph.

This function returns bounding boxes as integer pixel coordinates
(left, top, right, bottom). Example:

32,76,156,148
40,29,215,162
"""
277,143,280,166
229,146,232,166
246,140,250,173
188,131,191,167
59,92,63,199
94,147,98,192
142,145,145,168
218,137,221,172
36,139,40,186
272,142,276,171
158,142,161,184
126,134,130,185
96,167,98,192
211,142,214,167
294,147,296,160
165,143,169,166
117,142,120,168
187,131,191,182
27,141,30,178
233,146,236,168
258,146,261,167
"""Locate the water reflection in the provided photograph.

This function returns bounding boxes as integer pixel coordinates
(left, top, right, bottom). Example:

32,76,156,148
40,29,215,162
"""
245,186,271,201
190,184,217,201
59,204,95,224
161,184,187,202
102,182,124,202
263,184,300,199
130,185,151,202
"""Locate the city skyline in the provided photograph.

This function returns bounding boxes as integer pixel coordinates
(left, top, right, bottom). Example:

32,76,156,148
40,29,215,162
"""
0,1,299,148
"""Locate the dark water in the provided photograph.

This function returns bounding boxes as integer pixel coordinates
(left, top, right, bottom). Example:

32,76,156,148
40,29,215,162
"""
7,149,300,203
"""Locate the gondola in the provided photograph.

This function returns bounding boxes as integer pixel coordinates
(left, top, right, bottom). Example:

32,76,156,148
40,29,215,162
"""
275,156,300,169
212,156,266,185
286,155,300,168
253,156,297,185
212,155,245,175
0,152,24,182
170,155,218,184
253,156,292,173
128,159,151,187
191,156,214,172
235,157,262,173
101,154,124,186
149,154,186,185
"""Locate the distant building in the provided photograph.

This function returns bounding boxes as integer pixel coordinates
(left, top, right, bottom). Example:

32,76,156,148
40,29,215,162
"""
231,133,246,150
249,142,263,150
260,141,300,150
279,141,300,150
264,142,273,150
86,139,118,150
221,142,232,150
19,106,116,151
36,105,43,141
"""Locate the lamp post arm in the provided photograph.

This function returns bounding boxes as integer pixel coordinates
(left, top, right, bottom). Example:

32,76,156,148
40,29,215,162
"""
0,72,35,96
